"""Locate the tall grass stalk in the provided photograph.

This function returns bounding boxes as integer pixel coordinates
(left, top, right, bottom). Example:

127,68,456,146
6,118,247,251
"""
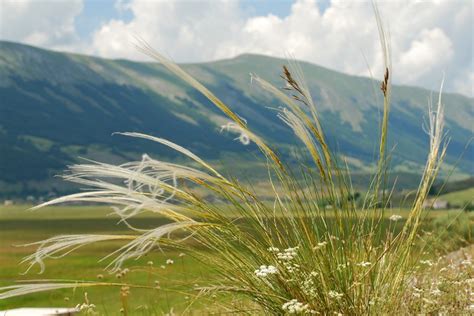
1,9,449,315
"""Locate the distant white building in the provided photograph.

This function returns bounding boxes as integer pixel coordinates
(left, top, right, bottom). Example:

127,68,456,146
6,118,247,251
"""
3,200,13,206
423,198,449,209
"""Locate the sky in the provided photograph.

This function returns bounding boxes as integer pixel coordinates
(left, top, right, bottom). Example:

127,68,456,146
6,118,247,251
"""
0,0,472,96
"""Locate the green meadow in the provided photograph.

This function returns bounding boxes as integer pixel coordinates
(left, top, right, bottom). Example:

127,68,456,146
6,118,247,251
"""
1,205,472,314
0,205,221,314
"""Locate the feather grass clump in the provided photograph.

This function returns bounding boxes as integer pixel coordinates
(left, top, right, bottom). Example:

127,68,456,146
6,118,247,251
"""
0,10,451,315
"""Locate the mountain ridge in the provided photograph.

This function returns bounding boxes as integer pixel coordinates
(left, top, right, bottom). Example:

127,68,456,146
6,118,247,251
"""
2,40,471,99
1,41,472,197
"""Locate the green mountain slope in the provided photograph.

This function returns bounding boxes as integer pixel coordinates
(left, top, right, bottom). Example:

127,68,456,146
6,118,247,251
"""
0,41,472,197
439,188,474,205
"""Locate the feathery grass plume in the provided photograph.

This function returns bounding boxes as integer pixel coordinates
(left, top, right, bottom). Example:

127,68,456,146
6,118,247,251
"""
20,234,136,274
1,5,450,314
0,283,88,300
0,281,157,300
134,37,284,171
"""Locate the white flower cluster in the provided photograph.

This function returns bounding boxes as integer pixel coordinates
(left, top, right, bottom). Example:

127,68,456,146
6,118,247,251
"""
412,286,423,298
302,272,319,298
75,292,96,315
328,290,343,300
356,261,371,267
254,265,278,277
313,241,327,250
282,299,310,314
76,303,96,312
420,260,433,266
389,214,403,222
277,247,298,261
430,288,442,296
337,263,349,271
280,248,301,274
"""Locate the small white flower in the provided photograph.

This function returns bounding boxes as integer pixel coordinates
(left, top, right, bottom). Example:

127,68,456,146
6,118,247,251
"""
302,272,320,298
254,265,278,277
282,299,309,314
420,260,433,266
166,259,174,265
389,214,403,222
328,290,343,300
313,241,327,250
277,247,298,261
431,288,442,296
412,286,423,298
337,263,349,271
268,246,280,252
357,261,371,267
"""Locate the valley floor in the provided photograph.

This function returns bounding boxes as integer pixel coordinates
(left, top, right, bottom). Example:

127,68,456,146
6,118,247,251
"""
0,205,472,314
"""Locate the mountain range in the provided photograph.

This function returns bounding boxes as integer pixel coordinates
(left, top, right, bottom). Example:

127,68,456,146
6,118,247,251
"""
0,41,472,197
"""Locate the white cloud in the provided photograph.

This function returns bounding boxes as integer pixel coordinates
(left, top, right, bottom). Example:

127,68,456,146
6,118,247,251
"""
0,0,83,49
0,0,471,96
91,0,244,61
397,28,453,84
89,0,472,96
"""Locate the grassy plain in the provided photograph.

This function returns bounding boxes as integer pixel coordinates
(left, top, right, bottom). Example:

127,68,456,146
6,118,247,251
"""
1,205,472,314
0,205,221,314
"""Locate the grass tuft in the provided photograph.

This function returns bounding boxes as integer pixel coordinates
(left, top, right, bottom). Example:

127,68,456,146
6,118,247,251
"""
1,6,465,315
